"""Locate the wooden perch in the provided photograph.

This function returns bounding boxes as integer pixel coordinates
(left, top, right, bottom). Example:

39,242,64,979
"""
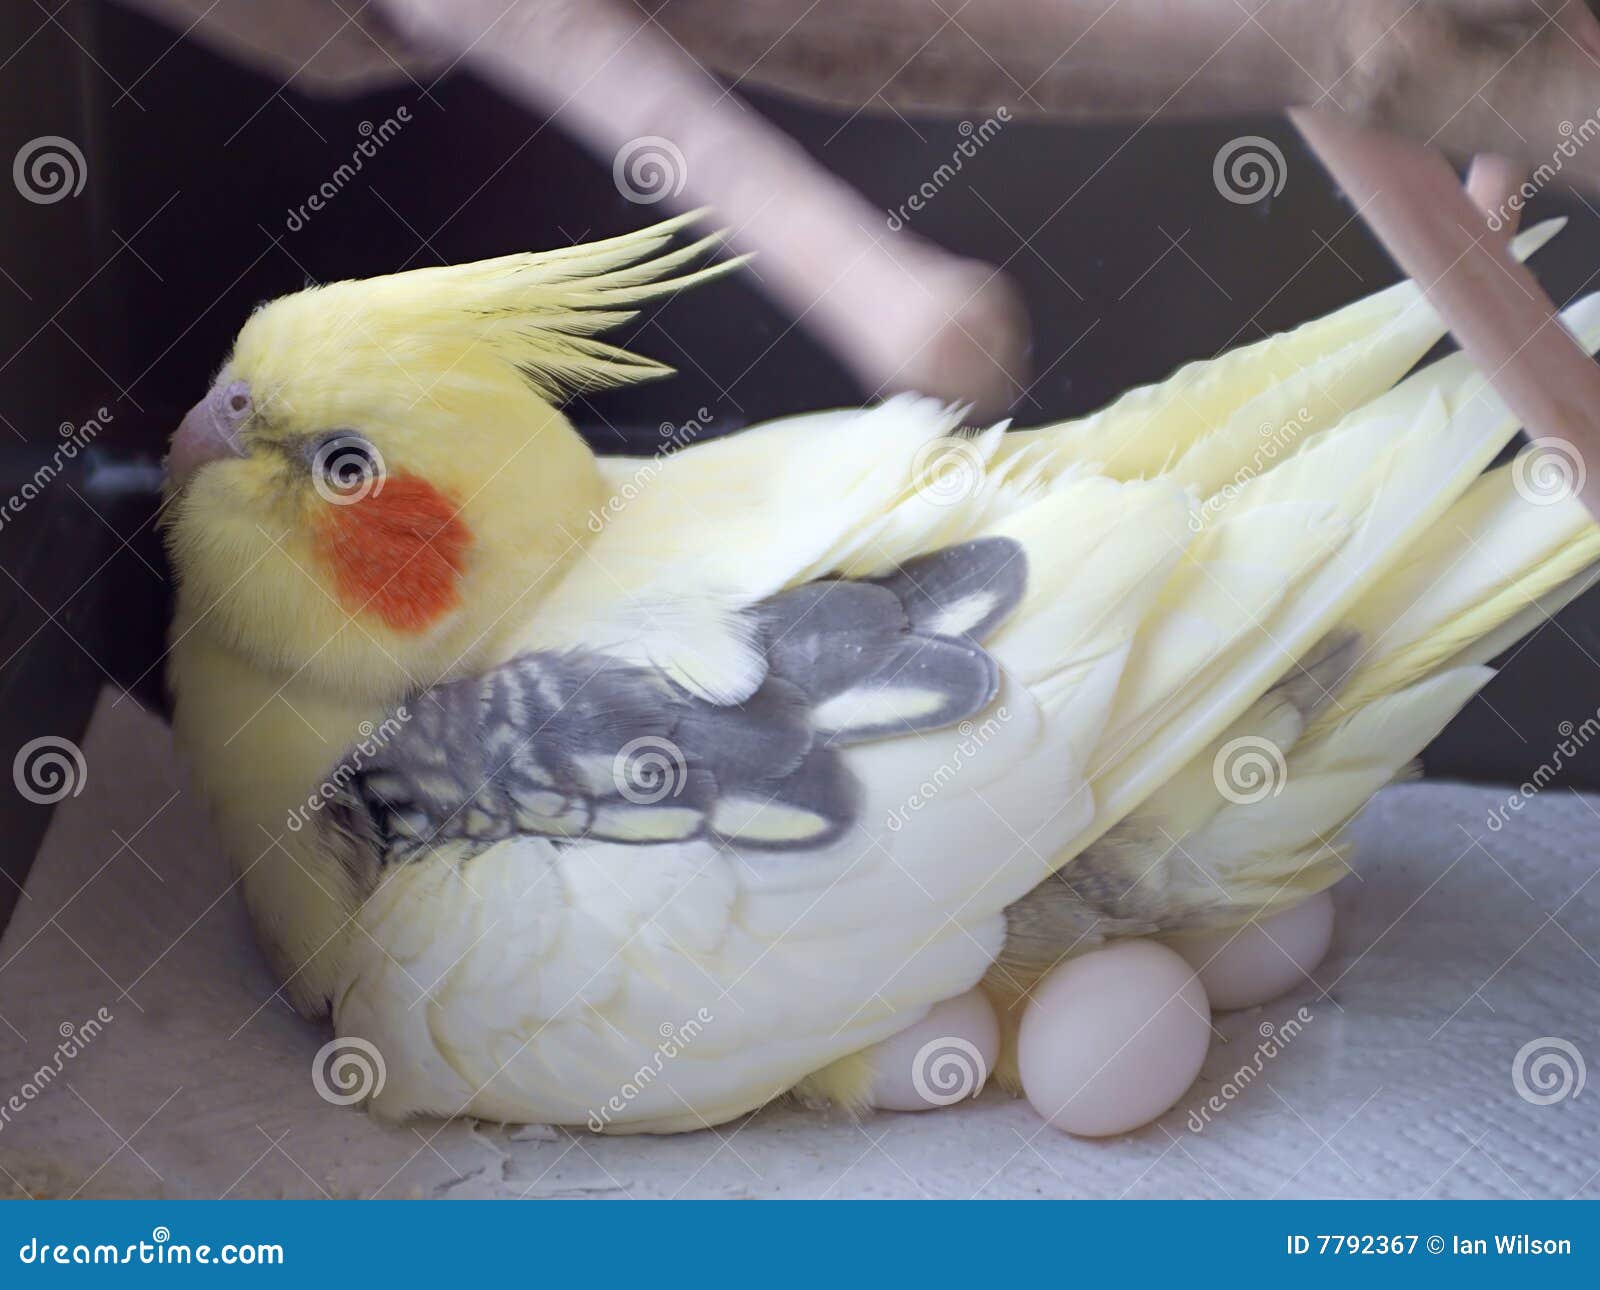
117,0,446,95
1295,111,1600,514
124,0,1600,509
648,1,1600,180
382,0,1029,413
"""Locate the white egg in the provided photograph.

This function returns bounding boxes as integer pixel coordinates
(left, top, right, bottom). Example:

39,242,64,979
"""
866,988,1000,1112
1018,939,1211,1137
1173,890,1335,1011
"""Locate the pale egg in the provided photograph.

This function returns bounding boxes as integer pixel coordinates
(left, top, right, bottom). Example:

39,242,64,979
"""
866,988,1000,1112
1018,939,1211,1137
1172,890,1334,1011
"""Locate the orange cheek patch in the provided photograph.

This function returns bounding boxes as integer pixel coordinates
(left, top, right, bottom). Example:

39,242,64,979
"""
316,475,472,633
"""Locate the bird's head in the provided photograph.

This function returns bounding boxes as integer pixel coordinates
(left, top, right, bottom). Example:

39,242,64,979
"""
164,214,729,700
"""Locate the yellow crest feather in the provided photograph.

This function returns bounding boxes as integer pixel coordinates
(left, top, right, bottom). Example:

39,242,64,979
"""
232,212,743,406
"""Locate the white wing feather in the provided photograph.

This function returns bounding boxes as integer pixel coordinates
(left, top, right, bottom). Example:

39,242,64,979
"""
338,245,1600,1130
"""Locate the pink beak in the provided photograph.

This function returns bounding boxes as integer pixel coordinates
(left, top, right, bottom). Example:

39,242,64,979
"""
168,378,251,487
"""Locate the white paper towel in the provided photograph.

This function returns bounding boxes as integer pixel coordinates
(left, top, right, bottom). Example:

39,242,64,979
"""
0,688,1594,1198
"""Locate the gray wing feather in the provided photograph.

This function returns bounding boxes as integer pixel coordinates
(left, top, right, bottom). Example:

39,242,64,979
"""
345,536,1027,863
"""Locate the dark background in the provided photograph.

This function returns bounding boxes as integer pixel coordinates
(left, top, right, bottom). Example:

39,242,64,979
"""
6,0,1600,920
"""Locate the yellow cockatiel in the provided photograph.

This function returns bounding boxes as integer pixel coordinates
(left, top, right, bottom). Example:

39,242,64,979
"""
165,214,1599,1131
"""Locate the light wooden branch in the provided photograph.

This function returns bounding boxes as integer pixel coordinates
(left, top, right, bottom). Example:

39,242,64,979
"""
1296,111,1600,516
122,0,1600,492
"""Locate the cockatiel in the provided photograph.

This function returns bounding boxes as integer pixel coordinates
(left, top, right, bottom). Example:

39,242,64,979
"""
165,213,1600,1132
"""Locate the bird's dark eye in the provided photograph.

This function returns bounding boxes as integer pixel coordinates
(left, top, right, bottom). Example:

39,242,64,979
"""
309,432,384,503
